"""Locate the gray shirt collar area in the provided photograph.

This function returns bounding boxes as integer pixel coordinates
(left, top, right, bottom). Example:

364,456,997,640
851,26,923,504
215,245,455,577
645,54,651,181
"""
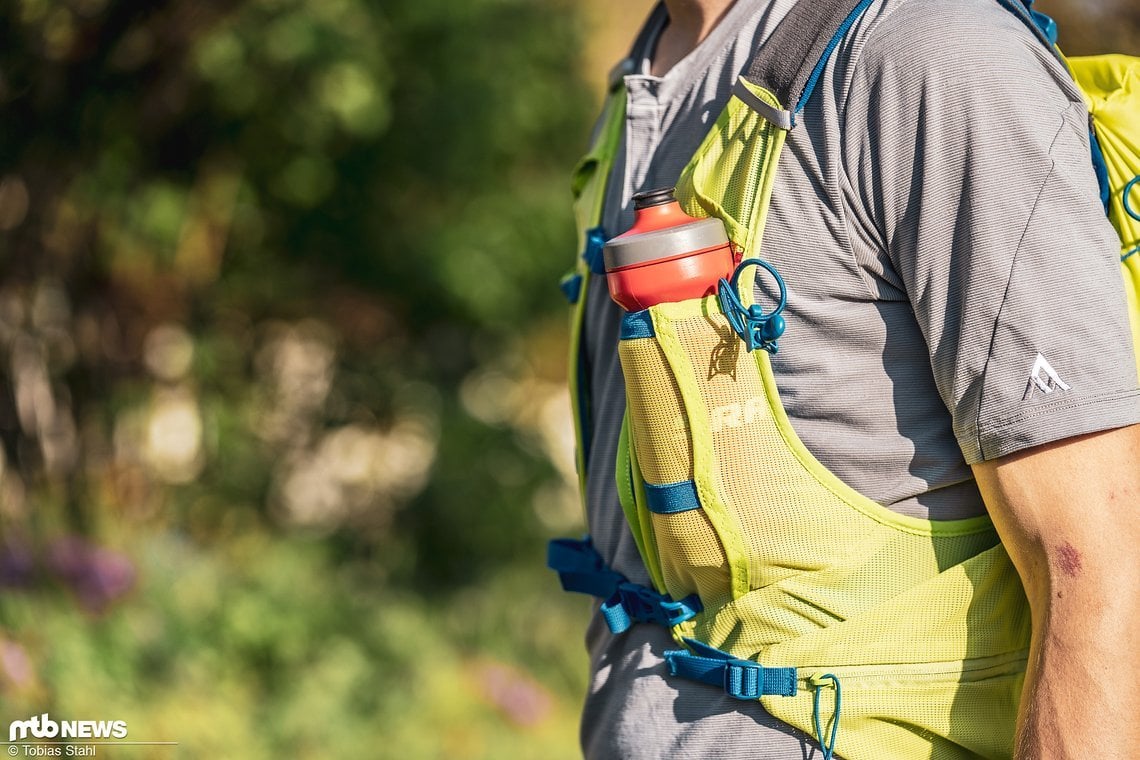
623,0,774,105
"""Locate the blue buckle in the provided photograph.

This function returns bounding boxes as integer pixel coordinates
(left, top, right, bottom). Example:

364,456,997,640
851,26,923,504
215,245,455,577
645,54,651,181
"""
549,537,702,634
723,659,767,700
664,639,799,698
602,583,701,633
656,593,703,626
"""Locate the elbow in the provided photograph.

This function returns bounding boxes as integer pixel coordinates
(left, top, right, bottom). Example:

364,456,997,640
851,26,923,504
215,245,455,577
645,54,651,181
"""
1016,533,1140,632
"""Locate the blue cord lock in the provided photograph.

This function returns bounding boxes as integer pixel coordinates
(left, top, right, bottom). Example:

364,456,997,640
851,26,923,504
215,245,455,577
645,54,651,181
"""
717,258,788,353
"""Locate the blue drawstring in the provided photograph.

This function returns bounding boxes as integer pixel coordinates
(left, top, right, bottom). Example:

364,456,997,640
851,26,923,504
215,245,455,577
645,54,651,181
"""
716,258,788,353
1124,175,1140,223
811,673,842,760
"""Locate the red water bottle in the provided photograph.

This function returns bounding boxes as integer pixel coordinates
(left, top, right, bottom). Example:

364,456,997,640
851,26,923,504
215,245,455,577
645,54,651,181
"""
603,187,735,311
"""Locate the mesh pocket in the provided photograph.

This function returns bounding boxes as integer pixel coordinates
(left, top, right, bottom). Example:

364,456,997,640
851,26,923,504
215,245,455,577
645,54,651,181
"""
675,85,786,255
619,331,730,604
620,337,691,485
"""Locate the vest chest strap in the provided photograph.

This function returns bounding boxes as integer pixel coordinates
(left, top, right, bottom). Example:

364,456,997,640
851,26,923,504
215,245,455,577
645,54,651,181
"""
664,638,798,699
546,537,701,633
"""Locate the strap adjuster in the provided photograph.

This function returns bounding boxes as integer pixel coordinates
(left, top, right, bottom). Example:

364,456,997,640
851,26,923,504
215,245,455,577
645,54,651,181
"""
664,638,797,699
548,537,702,634
603,582,701,633
723,658,768,700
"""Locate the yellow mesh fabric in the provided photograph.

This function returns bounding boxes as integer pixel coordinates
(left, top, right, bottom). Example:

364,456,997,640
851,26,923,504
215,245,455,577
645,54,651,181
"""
568,90,627,509
1068,55,1140,252
675,82,787,255
620,338,692,485
1067,54,1140,381
620,336,732,610
619,294,1030,760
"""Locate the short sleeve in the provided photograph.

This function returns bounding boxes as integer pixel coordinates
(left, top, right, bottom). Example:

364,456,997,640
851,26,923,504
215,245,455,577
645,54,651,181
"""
840,0,1140,464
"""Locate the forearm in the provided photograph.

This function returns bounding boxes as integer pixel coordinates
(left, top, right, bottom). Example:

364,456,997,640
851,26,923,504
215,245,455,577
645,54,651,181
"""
1013,543,1139,758
972,427,1140,759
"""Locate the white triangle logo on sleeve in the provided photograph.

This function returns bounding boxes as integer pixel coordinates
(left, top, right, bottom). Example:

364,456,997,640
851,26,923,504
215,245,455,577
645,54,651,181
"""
1022,353,1071,401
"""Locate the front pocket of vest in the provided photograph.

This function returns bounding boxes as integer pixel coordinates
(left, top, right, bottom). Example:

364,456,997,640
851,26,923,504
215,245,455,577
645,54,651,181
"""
618,304,735,607
620,294,824,607
618,294,1000,616
754,654,1027,760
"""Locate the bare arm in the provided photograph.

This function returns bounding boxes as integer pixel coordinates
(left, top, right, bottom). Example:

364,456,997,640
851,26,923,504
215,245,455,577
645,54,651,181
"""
972,424,1140,759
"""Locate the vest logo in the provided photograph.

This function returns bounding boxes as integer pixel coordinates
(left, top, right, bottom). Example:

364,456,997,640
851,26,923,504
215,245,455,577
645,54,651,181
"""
709,397,766,433
8,714,127,741
1022,353,1071,401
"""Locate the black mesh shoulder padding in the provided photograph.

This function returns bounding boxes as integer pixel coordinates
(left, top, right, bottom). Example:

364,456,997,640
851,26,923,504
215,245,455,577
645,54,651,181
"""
741,0,869,111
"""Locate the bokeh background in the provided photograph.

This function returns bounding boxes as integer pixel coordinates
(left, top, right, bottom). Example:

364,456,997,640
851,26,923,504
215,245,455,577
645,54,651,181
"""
0,1,1135,758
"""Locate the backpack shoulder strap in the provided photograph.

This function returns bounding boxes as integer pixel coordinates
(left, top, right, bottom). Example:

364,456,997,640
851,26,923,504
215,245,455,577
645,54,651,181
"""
739,0,1060,129
739,0,877,128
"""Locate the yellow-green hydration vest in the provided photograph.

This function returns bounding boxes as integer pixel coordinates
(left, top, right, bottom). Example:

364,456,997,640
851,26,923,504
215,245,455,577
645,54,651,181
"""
554,2,1140,758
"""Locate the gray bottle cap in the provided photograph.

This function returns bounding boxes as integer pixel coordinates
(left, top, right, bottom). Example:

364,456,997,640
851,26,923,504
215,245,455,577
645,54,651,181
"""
603,218,729,271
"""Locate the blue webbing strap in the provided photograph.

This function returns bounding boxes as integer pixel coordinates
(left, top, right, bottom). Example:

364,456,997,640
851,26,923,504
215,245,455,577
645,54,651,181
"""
582,226,608,275
664,638,797,700
1089,131,1112,213
619,309,656,340
547,537,624,598
560,271,584,304
643,480,702,514
547,537,702,633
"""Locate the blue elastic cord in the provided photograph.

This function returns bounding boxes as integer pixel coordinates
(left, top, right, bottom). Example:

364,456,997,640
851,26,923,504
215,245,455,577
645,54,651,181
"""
546,537,702,633
812,674,842,760
1124,176,1140,223
716,257,788,353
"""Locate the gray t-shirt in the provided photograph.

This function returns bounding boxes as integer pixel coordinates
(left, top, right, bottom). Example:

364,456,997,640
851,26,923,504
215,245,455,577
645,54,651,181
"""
577,0,1140,758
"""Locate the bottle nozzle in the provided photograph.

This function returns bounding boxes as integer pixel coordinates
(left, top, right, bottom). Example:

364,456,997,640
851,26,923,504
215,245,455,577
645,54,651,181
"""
632,187,676,209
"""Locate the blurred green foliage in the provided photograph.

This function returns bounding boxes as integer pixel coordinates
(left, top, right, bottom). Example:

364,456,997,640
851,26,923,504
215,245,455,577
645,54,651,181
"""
3,0,1135,757
0,0,595,755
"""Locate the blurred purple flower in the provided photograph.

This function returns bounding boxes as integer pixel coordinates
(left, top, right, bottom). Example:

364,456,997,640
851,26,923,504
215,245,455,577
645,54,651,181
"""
476,662,553,727
0,640,33,688
46,536,136,613
0,540,34,588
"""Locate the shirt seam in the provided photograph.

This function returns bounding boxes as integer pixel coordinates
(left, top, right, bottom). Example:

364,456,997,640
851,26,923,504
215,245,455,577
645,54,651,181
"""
836,0,916,301
971,104,1084,455
970,163,1054,458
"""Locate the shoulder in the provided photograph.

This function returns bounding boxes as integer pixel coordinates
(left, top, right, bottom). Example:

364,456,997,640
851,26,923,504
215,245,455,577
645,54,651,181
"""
845,0,1082,106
